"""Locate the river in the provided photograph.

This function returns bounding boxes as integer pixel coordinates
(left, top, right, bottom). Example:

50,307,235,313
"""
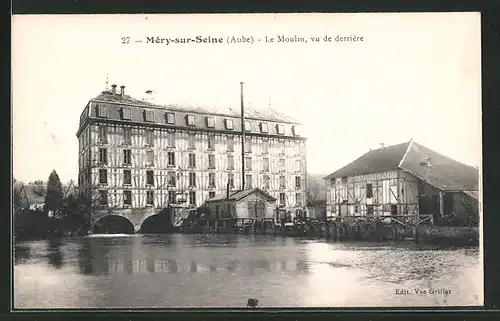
13,233,482,308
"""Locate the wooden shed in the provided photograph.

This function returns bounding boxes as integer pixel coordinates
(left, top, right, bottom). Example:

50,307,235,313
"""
205,188,277,219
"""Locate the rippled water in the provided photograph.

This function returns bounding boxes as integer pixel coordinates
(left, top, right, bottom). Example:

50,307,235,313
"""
13,234,482,308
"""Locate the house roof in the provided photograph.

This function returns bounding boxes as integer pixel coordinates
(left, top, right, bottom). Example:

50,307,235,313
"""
14,182,77,209
324,140,479,192
324,141,411,180
205,188,276,203
399,141,479,191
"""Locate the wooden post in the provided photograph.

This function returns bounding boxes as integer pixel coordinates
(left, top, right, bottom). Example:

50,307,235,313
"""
439,191,444,222
215,219,218,233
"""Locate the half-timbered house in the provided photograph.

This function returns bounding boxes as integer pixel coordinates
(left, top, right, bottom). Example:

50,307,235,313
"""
324,140,479,225
76,84,307,228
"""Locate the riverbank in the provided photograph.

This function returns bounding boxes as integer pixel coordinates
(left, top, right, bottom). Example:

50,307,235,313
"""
179,217,479,247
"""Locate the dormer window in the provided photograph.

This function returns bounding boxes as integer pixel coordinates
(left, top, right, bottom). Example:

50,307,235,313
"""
97,104,108,118
121,107,131,120
225,119,234,130
292,125,300,136
186,115,195,126
260,122,268,133
244,121,252,132
276,124,285,135
143,110,154,122
165,112,175,124
206,116,215,128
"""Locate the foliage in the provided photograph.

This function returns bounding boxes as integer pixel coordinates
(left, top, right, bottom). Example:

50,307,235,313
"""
45,170,64,215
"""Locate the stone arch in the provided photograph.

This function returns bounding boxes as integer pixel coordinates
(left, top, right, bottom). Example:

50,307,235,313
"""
139,208,174,234
93,215,135,234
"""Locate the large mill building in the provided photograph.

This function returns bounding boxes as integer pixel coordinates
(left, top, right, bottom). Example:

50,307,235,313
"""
76,84,307,227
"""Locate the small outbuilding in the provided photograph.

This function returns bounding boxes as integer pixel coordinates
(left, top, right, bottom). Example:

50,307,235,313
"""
205,188,277,219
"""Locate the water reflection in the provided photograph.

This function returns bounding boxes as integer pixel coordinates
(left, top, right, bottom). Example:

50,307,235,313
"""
46,239,63,269
14,245,31,265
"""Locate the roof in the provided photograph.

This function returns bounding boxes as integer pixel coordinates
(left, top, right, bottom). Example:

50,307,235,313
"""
324,140,479,192
14,182,77,209
463,190,479,201
94,90,300,123
324,141,411,180
205,188,276,203
399,141,479,191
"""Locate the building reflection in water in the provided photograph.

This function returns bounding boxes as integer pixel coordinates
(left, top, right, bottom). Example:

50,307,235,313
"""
46,239,64,269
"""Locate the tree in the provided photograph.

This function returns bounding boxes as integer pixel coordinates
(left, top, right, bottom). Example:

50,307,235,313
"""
306,174,327,206
45,170,64,216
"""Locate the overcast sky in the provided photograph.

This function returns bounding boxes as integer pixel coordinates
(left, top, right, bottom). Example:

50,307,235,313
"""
12,13,481,184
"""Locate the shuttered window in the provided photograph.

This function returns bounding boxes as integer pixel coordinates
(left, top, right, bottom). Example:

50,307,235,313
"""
227,136,234,151
295,176,301,189
244,121,252,132
208,135,215,150
227,155,234,170
189,153,196,168
296,193,302,206
292,126,300,136
97,105,108,118
208,155,215,169
99,190,108,205
123,127,131,145
145,129,154,146
186,115,195,126
263,158,269,172
98,125,107,143
146,191,154,205
245,157,252,170
225,119,234,130
123,191,132,205
144,110,154,122
122,108,131,120
263,175,270,189
168,172,176,186
99,169,108,184
260,123,268,133
123,149,131,165
123,170,132,185
245,175,252,189
276,124,285,135
146,150,154,166
189,172,196,187
206,117,215,128
209,173,216,187
146,170,154,186
165,112,175,124
228,174,234,188
189,191,196,205
99,148,107,164
168,152,175,166
280,175,286,188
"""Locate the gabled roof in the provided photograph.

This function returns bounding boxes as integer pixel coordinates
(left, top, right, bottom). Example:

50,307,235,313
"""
324,141,411,180
205,188,276,203
399,141,479,191
324,140,479,192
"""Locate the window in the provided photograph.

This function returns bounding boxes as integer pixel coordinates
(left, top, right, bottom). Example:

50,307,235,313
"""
123,191,132,205
123,149,131,165
123,170,132,185
295,176,301,189
292,126,300,136
99,148,107,164
260,122,268,133
296,193,302,206
168,152,175,166
279,193,286,206
279,159,285,171
208,155,215,169
209,173,216,187
206,117,215,128
209,191,216,199
99,169,107,184
263,140,269,154
227,173,235,188
208,135,215,150
146,150,154,166
245,157,252,170
168,171,176,186
188,153,196,168
168,191,176,204
144,110,154,122
167,132,175,147
165,112,175,124
146,170,154,186
189,191,196,205
263,158,270,172
123,127,131,145
227,155,234,170
280,141,286,154
145,129,154,146
391,204,398,215
99,190,108,206
227,136,234,152
98,125,107,143
146,191,154,206
97,105,108,118
295,160,301,172
279,175,286,188
188,134,195,149
263,175,270,189
189,172,196,187
225,119,234,130
245,175,253,189
245,137,252,153
186,115,195,126
121,107,131,120
367,205,374,215
366,183,373,198
276,124,285,135
244,121,252,132
342,177,348,184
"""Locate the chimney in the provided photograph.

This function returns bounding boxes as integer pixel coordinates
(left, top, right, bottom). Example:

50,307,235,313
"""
120,85,125,97
111,84,117,95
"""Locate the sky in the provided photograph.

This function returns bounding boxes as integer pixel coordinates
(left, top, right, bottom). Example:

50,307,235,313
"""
12,13,481,184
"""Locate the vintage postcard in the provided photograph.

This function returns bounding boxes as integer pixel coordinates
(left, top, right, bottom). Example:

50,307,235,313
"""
12,13,482,309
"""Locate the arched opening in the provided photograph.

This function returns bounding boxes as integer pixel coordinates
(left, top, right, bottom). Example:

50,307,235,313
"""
139,208,174,234
93,215,134,234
